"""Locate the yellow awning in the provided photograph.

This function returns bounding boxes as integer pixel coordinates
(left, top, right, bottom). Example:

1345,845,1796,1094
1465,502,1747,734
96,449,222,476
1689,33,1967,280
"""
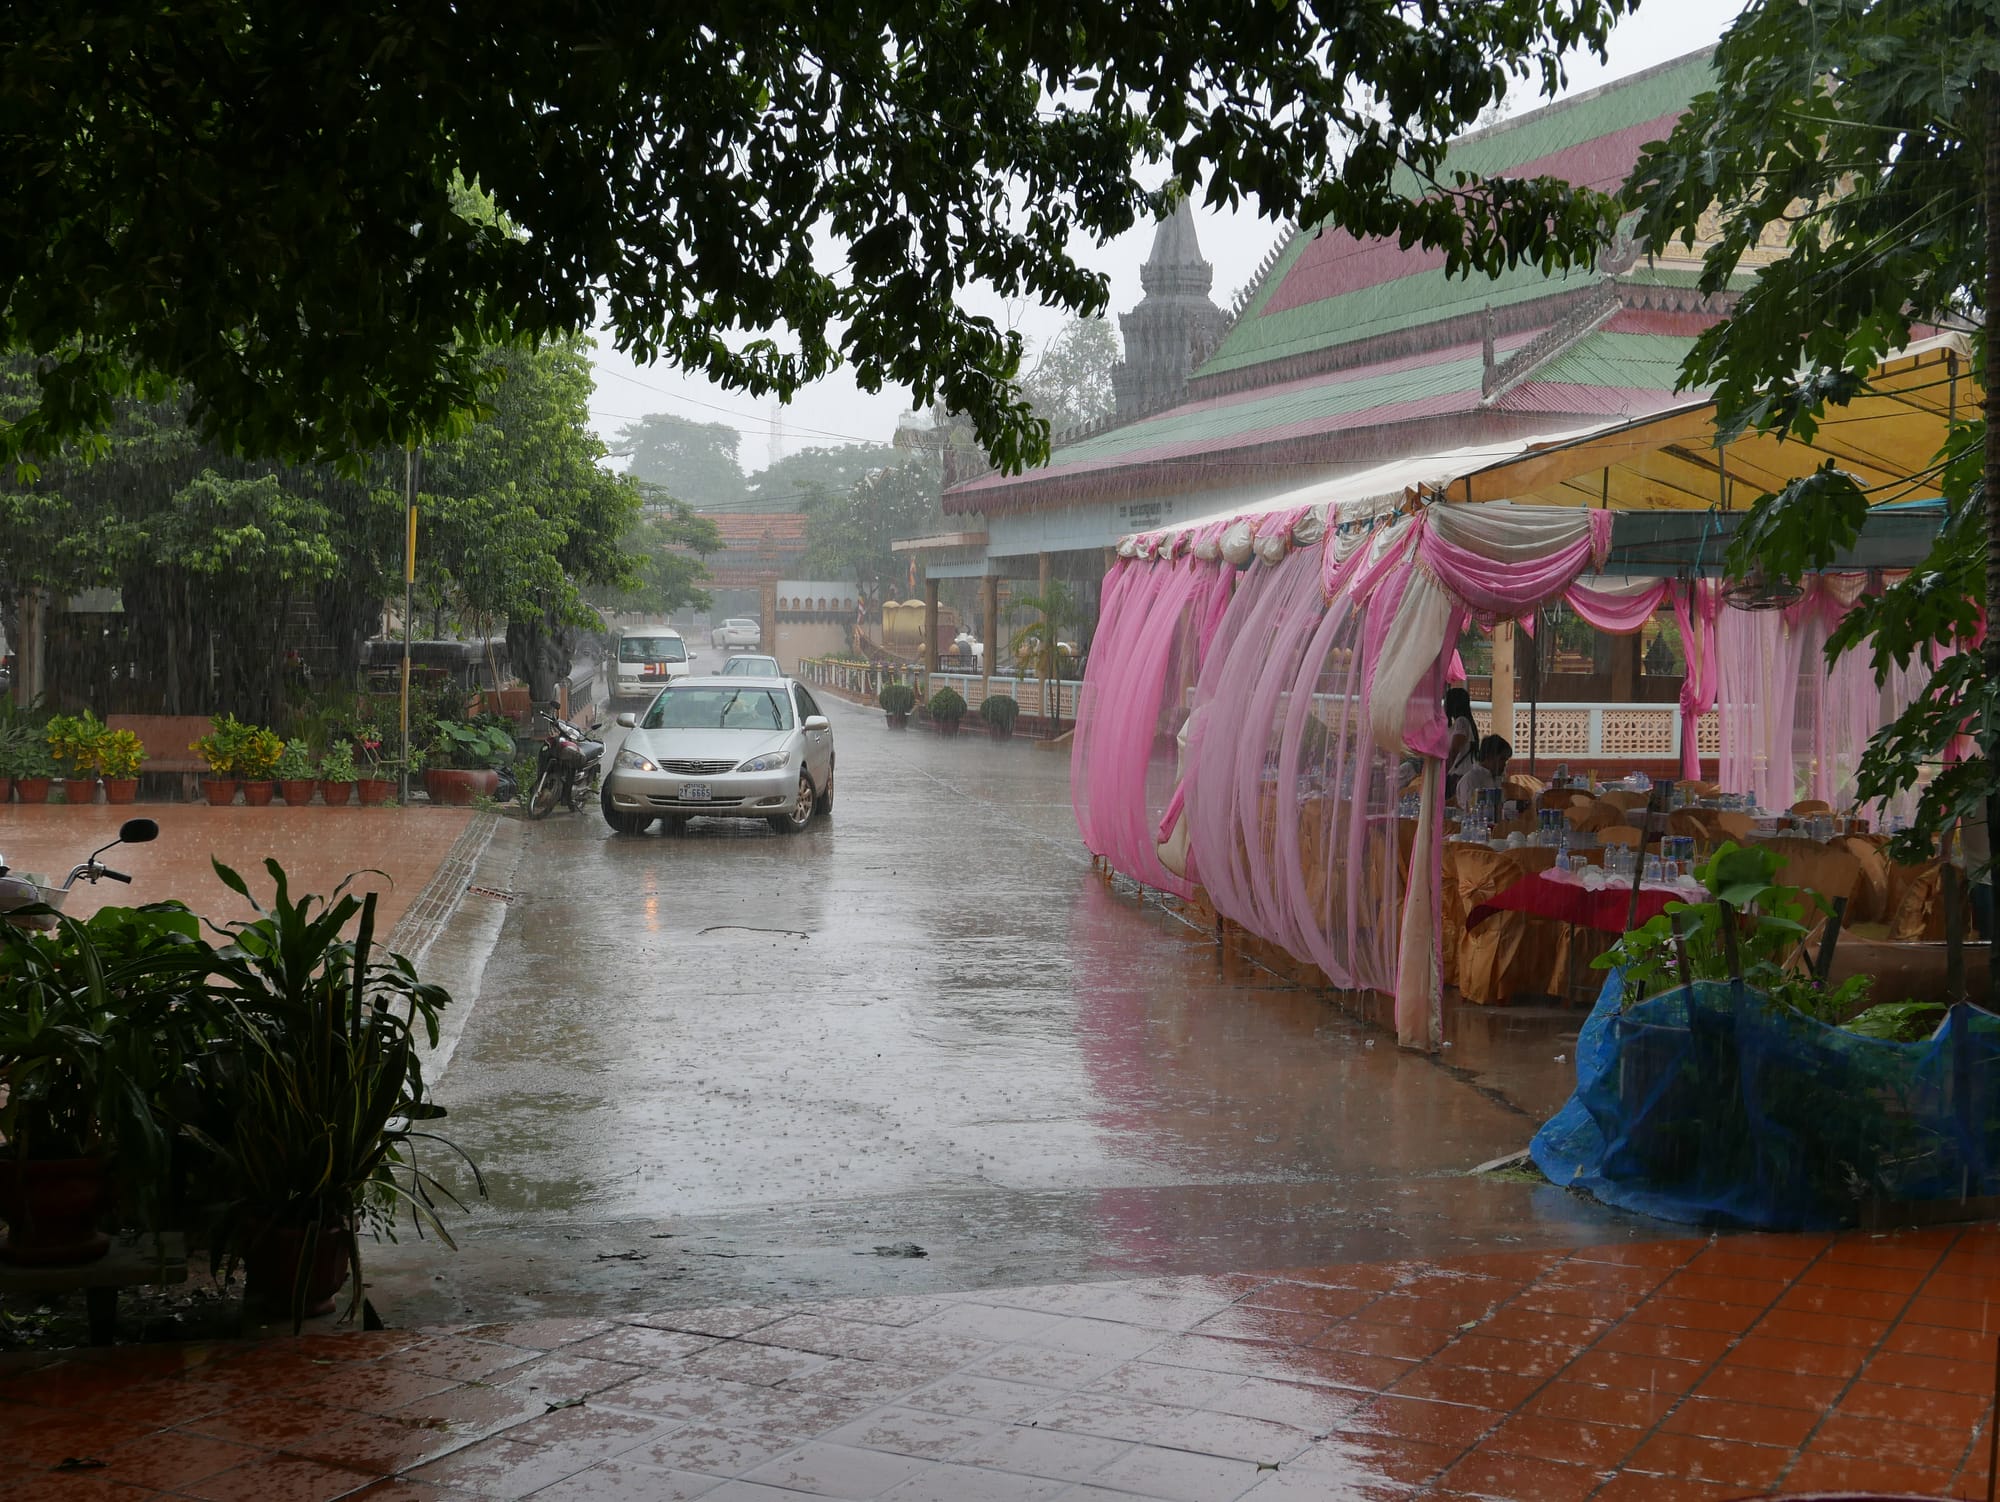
1448,335,1974,512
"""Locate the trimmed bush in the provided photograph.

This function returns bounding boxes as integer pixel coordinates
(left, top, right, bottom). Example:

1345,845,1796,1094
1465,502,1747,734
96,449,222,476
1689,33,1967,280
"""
978,695,1019,730
878,682,916,715
926,686,967,722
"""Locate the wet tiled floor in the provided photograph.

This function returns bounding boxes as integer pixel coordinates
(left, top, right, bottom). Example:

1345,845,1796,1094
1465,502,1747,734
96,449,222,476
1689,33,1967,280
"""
5,1226,1997,1500
0,804,476,938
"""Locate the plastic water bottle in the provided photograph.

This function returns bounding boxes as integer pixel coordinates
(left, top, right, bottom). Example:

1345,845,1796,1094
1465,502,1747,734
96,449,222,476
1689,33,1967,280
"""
1555,841,1572,875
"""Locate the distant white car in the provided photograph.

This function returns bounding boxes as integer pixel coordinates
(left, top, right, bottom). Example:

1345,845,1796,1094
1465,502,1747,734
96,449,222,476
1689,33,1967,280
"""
719,654,780,677
710,618,762,651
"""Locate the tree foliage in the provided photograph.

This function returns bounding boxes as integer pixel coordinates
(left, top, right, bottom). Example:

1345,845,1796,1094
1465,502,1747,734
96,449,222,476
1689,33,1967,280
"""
746,444,899,513
609,414,747,512
1023,318,1121,436
1627,0,1996,873
797,455,945,606
5,1,1636,470
594,495,724,619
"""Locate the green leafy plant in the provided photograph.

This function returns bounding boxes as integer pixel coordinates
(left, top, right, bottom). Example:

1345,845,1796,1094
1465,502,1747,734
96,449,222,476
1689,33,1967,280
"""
0,904,219,1219
878,682,916,716
978,694,1018,731
926,686,966,723
349,723,387,773
427,719,516,770
233,726,285,782
45,711,108,779
184,860,481,1328
273,740,314,781
191,713,253,777
96,729,147,780
1595,843,1821,1006
317,743,358,783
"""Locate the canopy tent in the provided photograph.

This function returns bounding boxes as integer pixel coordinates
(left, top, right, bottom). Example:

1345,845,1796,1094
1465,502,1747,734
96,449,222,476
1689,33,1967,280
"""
1073,340,1970,1050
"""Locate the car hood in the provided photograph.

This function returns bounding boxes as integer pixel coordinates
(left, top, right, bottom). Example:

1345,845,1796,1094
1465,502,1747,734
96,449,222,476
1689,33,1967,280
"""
629,727,791,762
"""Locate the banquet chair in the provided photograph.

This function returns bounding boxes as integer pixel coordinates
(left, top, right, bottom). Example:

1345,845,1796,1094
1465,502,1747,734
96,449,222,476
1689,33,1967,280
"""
1840,836,1891,924
1667,810,1713,849
1680,780,1721,798
1759,837,1863,918
1537,789,1578,811
1599,789,1651,814
1566,801,1622,834
1506,775,1545,803
1446,843,1565,1004
1716,811,1756,842
1790,799,1834,817
1599,825,1644,849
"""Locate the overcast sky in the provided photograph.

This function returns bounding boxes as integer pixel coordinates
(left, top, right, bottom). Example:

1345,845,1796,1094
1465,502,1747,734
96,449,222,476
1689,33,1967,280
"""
586,1,1748,471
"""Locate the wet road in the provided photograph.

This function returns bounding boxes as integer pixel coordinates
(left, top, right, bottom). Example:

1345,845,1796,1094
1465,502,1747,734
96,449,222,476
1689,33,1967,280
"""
372,695,1639,1324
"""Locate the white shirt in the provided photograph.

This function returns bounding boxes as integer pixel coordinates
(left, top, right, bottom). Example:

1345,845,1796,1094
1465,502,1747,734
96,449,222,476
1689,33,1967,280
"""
1457,763,1503,812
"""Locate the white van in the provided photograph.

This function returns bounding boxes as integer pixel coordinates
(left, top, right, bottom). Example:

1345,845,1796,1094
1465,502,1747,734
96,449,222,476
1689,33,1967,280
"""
611,626,692,708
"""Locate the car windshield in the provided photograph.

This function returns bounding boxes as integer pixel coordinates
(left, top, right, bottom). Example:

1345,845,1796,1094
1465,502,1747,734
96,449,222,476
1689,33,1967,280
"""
643,686,794,732
619,636,686,662
720,657,778,676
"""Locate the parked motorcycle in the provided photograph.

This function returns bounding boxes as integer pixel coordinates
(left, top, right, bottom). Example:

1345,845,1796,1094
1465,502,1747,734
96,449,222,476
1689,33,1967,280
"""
0,818,160,930
525,710,604,819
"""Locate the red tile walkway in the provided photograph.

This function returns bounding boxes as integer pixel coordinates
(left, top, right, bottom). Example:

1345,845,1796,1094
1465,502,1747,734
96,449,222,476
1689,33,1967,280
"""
0,804,477,938
3,1226,1997,1500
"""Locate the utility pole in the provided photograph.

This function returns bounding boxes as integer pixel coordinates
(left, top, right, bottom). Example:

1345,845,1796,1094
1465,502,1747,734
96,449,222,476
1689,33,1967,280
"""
401,448,419,807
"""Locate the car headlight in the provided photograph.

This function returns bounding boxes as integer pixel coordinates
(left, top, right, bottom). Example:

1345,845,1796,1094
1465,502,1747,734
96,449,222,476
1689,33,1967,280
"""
614,748,659,773
736,750,790,772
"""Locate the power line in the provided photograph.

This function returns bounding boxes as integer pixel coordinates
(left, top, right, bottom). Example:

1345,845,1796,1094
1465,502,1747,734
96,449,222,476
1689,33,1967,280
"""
590,365,899,447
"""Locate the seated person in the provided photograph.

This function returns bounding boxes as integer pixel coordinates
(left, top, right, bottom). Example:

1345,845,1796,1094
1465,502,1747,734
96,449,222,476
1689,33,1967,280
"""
1455,733,1513,813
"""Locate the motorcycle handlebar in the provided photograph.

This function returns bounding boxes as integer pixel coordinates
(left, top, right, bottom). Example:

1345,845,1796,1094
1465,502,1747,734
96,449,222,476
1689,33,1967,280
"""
100,869,131,884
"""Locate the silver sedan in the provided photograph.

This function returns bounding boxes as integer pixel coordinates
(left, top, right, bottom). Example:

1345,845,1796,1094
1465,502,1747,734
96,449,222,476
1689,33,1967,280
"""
602,677,835,835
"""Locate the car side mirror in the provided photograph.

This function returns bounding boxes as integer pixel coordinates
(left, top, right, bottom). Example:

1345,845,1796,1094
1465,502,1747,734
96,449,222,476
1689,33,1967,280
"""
616,712,637,728
803,715,830,732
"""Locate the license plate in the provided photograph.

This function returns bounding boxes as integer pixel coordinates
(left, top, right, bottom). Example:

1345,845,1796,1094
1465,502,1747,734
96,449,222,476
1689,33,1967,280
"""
680,783,709,802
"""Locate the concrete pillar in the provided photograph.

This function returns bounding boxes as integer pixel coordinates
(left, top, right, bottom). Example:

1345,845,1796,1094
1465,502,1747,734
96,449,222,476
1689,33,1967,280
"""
758,578,778,668
13,590,46,707
980,575,998,697
922,576,940,673
1490,619,1516,742
1037,551,1052,598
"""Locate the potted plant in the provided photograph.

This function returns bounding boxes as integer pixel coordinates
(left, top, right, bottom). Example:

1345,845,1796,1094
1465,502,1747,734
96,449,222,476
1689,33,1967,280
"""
192,714,250,805
234,726,284,806
317,743,358,807
879,681,916,730
274,740,317,806
0,903,219,1266
423,719,515,805
97,728,147,805
46,711,106,806
979,694,1019,742
927,686,967,738
351,725,395,806
0,700,48,803
186,861,481,1327
7,741,57,804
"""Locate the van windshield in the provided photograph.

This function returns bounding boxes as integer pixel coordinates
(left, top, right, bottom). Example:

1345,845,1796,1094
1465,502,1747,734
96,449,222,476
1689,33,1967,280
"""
619,636,686,663
643,687,794,732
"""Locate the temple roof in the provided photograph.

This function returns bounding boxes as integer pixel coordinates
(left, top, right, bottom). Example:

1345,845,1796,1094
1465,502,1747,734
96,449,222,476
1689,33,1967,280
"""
946,51,1724,517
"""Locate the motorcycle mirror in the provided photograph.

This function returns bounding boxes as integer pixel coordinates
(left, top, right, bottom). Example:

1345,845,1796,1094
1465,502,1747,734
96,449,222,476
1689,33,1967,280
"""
118,818,159,845
616,713,637,729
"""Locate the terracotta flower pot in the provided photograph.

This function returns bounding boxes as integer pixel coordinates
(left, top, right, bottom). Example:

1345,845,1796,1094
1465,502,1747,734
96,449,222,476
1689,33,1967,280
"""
936,719,961,738
355,778,394,807
13,777,50,805
319,779,355,807
0,776,12,803
278,779,318,806
424,768,498,807
886,713,909,731
57,778,96,806
242,1220,351,1320
101,778,139,805
240,781,276,807
988,724,1012,742
201,778,239,806
0,1157,111,1266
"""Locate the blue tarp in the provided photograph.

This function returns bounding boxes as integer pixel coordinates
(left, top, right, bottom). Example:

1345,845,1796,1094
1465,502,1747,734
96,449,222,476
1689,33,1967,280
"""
1531,970,2000,1229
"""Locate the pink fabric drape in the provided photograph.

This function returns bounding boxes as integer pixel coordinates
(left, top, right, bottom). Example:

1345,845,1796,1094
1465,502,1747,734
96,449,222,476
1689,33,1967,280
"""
1564,579,1671,634
1411,508,1612,617
1672,579,1720,780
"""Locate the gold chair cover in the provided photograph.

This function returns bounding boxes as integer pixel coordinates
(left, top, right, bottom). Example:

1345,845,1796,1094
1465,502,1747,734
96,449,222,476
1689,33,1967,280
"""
1446,843,1564,1005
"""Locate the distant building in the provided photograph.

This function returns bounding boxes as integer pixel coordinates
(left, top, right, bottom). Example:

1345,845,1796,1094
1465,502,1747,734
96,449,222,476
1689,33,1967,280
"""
1110,200,1232,422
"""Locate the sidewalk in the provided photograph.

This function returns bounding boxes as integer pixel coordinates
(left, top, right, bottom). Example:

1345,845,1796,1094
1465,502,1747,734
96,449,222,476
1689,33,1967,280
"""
3,1225,1995,1501
0,804,480,943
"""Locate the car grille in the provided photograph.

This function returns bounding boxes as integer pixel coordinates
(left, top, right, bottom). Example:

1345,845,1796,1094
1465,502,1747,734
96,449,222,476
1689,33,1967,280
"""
662,759,736,775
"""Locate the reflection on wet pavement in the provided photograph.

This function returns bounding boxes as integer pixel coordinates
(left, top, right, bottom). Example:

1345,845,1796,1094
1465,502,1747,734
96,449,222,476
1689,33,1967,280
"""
372,696,1647,1323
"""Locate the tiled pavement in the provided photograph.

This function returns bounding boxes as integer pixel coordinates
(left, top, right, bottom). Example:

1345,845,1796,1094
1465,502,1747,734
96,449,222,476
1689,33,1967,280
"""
0,804,480,942
4,1227,1998,1501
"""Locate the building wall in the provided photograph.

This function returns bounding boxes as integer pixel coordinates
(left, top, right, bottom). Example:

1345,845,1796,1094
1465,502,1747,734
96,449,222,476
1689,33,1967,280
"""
775,620,850,672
